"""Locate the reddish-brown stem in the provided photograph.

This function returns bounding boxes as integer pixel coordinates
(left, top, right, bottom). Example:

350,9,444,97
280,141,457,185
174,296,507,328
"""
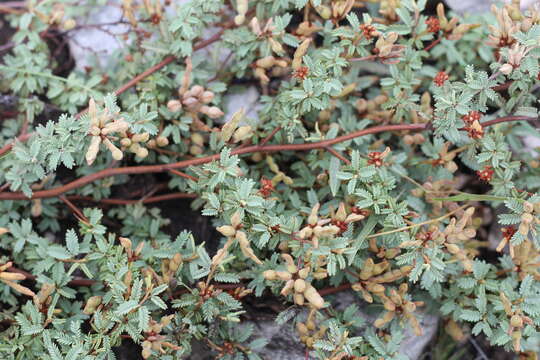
66,192,196,205
325,146,351,165
424,37,442,52
169,169,198,182
492,81,513,92
59,195,89,223
260,126,282,146
0,116,536,200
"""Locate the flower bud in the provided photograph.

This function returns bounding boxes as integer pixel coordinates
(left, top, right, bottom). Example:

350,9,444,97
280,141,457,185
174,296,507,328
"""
303,285,324,309
217,225,236,237
263,270,277,280
120,138,132,147
511,315,523,328
136,147,148,158
298,267,310,279
256,56,276,69
276,271,292,281
201,106,224,119
232,125,253,143
101,120,129,135
268,37,284,54
294,292,305,305
103,138,123,161
294,279,307,293
132,133,150,143
83,295,102,315
279,279,294,296
200,91,214,104
188,85,204,98
156,136,169,147
0,271,26,281
85,136,102,165
500,63,513,75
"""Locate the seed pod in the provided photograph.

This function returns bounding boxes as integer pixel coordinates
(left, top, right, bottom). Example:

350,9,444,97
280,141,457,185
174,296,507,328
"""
254,67,270,84
201,105,225,119
0,228,8,236
141,347,152,359
263,270,277,280
119,237,132,251
120,138,132,147
136,147,149,158
334,202,347,222
156,136,169,147
292,38,311,70
239,241,263,264
294,292,305,305
182,96,198,108
211,248,228,266
268,37,284,54
303,285,324,309
85,136,102,165
0,271,26,281
200,91,214,104
413,133,425,144
296,322,309,335
337,82,357,98
31,199,42,217
189,145,202,155
83,295,102,315
188,85,204,98
315,5,332,19
88,98,98,124
511,315,523,328
280,279,294,295
276,271,293,281
232,125,253,143
445,161,458,173
298,267,310,279
446,243,460,254
308,203,320,225
101,120,129,135
234,0,248,25
132,133,150,143
103,138,123,161
403,135,414,145
231,211,242,228
256,56,276,69
294,279,307,293
221,108,244,142
217,225,236,237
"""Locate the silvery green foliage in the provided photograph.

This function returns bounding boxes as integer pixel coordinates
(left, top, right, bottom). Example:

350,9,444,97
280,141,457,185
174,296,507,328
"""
1,0,540,359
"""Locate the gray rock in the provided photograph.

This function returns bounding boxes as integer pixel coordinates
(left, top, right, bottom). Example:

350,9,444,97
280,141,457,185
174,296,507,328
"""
68,3,129,71
222,86,262,124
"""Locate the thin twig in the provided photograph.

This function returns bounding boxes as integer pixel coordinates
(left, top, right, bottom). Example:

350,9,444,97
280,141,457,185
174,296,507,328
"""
260,126,282,146
66,192,196,205
59,195,89,224
0,116,536,200
366,205,468,239
424,37,442,52
169,169,198,182
325,146,351,165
